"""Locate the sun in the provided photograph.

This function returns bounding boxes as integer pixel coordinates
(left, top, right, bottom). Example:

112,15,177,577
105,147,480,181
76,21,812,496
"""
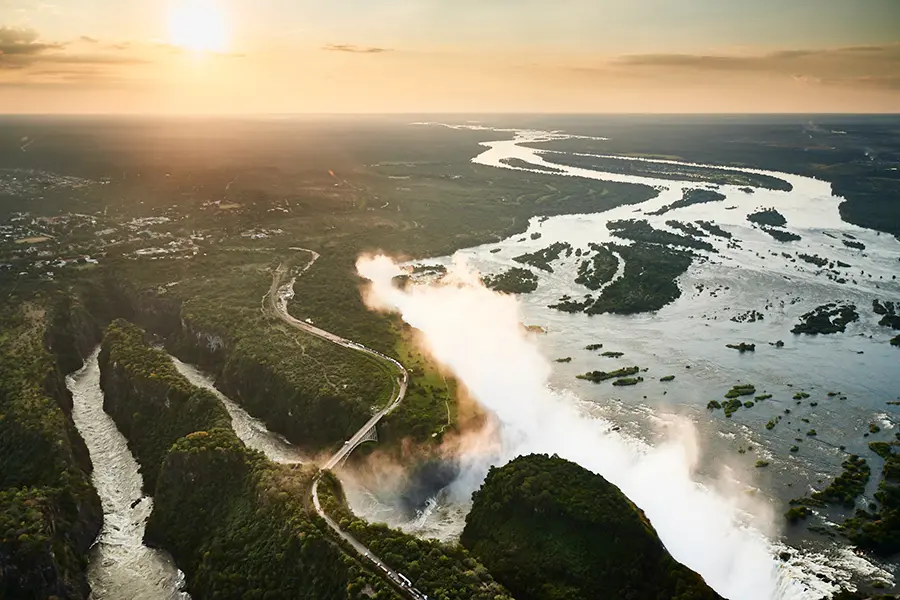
169,0,227,53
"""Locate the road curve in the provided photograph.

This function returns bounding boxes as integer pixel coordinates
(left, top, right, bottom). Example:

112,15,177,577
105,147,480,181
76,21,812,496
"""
265,250,422,599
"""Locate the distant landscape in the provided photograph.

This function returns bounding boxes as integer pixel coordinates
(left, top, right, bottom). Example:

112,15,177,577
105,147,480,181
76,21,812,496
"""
1,114,899,600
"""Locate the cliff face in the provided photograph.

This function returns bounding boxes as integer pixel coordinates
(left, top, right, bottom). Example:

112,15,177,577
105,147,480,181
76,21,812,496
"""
97,319,232,493
461,454,724,600
0,293,103,600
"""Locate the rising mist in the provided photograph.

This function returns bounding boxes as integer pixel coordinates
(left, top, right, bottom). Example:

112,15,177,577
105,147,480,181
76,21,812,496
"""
357,253,815,600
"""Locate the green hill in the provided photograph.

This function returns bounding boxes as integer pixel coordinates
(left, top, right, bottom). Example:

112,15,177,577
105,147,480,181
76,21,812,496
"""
461,454,724,600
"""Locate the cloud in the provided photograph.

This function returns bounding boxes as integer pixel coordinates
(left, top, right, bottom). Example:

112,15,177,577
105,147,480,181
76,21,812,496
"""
322,43,391,54
0,26,146,71
613,44,900,90
0,26,63,57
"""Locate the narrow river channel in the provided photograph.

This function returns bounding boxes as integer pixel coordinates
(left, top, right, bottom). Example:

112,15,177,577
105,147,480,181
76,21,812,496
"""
67,349,187,600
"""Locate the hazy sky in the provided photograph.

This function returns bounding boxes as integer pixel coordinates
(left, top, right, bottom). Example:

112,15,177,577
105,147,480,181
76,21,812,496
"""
1,0,898,113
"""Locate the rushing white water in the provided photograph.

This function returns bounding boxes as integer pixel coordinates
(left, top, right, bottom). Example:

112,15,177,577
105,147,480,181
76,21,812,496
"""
168,357,306,464
67,349,188,600
352,124,900,598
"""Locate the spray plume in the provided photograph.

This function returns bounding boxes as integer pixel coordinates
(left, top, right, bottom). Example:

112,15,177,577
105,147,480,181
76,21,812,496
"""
357,253,811,600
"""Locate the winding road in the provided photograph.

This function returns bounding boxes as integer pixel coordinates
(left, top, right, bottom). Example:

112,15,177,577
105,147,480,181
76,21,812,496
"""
264,250,422,599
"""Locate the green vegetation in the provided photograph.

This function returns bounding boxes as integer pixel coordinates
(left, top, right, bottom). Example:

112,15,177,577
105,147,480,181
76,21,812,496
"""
790,445,800,453
785,506,809,523
602,351,624,358
756,461,770,468
99,320,233,492
99,326,407,599
317,471,512,600
892,335,900,347
870,423,882,434
665,220,709,239
788,456,870,518
460,454,723,600
576,366,640,383
612,377,644,387
647,188,727,216
725,342,756,352
760,227,801,242
766,417,781,430
695,221,732,239
148,430,400,600
724,384,756,399
840,443,900,555
723,399,744,418
660,375,675,382
553,242,693,315
574,243,619,290
843,239,866,251
607,219,715,252
585,343,604,351
555,357,572,363
707,400,722,410
513,242,573,273
377,329,458,448
807,429,818,437
747,208,787,227
792,303,859,335
798,253,829,268
482,267,539,294
794,392,811,400
874,300,900,331
538,152,790,191
0,293,102,599
756,394,773,401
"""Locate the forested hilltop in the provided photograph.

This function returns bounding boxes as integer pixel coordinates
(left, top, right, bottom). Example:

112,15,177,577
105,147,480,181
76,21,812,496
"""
461,454,724,600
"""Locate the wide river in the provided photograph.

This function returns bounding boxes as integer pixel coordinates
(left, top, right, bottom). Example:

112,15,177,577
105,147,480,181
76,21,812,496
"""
345,123,900,599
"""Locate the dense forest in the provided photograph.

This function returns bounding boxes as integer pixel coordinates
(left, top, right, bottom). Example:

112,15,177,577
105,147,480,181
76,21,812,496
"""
461,454,723,600
0,290,103,599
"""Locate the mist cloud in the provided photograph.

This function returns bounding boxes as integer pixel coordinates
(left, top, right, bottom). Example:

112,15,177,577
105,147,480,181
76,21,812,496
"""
357,253,816,600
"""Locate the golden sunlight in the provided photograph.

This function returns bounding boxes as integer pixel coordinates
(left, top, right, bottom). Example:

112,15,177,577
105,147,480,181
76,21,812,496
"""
168,0,227,53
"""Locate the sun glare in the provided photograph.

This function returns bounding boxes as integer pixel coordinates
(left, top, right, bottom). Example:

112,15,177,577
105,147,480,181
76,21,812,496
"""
169,0,227,53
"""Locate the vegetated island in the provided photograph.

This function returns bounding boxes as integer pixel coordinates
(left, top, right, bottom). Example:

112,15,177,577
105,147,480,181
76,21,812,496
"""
695,220,732,239
731,310,764,323
874,300,900,331
460,454,725,600
551,242,694,315
760,227,801,242
606,219,716,252
840,441,900,555
708,384,758,417
646,188,727,216
576,366,640,383
513,242,573,273
786,455,871,522
747,208,787,227
482,267,539,294
791,303,859,335
726,342,756,353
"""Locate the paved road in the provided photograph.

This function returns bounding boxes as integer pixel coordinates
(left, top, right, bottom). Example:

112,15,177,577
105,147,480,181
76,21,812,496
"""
266,251,423,600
